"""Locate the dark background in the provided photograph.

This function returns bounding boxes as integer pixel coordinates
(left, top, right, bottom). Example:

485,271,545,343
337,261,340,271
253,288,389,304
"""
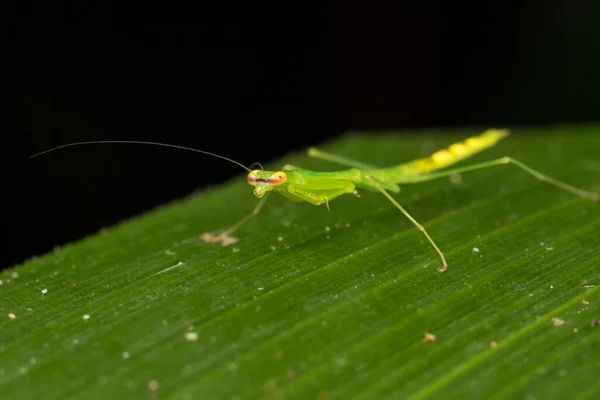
5,2,600,270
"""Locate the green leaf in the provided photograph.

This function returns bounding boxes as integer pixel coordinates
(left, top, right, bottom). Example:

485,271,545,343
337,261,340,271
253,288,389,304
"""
2,126,600,399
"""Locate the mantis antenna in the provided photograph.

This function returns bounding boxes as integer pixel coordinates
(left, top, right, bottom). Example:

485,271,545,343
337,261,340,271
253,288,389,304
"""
30,140,252,172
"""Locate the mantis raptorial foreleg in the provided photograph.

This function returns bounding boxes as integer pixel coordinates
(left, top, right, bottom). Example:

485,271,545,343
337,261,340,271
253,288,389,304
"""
363,174,448,272
398,157,599,201
200,196,269,246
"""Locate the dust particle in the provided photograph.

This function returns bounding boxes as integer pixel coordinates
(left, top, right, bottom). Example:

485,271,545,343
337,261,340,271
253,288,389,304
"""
490,341,498,348
41,289,48,294
83,314,90,320
325,226,331,232
472,247,480,254
0,280,3,285
269,245,276,251
552,317,564,327
285,368,297,380
582,300,590,305
148,380,159,391
228,361,239,371
277,236,284,242
546,247,554,251
185,332,199,341
264,379,278,393
345,223,351,228
8,313,16,320
122,352,130,359
19,366,28,375
550,285,554,289
12,272,18,278
422,333,436,343
200,232,239,246
232,247,240,253
573,328,578,333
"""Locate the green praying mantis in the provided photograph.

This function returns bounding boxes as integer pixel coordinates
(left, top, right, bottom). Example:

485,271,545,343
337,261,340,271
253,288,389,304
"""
32,129,599,272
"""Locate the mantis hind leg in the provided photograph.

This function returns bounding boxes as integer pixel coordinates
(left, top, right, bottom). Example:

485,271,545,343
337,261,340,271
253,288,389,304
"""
307,147,379,169
364,174,448,272
399,157,599,201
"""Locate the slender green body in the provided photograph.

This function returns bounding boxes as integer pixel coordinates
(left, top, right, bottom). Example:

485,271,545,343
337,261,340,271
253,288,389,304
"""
253,129,513,206
240,128,598,272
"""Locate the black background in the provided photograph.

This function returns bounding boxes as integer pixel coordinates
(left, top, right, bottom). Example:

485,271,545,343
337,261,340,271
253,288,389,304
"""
5,2,600,270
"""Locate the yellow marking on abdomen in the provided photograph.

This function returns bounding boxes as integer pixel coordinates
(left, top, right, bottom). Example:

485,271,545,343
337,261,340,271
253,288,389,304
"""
405,129,510,175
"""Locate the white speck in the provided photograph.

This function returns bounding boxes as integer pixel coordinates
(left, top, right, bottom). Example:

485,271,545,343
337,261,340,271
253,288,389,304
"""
8,313,16,320
472,247,480,254
0,280,3,285
29,358,37,365
269,245,276,251
546,247,554,251
277,236,284,242
72,338,79,344
335,357,347,367
232,247,240,253
122,352,130,359
326,236,330,239
41,289,48,294
257,287,264,291
12,272,18,278
228,361,239,371
83,314,90,320
148,379,159,391
185,332,199,341
325,226,331,232
19,366,28,375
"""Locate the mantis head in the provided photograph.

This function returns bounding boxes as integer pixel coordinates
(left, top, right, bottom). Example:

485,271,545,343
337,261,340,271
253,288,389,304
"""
247,170,287,198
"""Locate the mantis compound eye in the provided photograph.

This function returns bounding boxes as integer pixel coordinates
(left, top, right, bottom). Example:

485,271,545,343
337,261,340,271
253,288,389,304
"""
247,170,260,186
268,171,287,186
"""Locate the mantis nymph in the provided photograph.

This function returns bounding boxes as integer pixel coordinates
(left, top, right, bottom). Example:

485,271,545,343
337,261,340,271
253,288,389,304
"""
32,129,599,272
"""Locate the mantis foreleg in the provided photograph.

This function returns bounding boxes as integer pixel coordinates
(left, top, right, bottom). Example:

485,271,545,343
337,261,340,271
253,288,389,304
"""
200,196,269,246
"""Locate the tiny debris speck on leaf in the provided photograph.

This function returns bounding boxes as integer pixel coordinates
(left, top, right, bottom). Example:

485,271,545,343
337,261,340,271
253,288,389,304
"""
582,299,590,305
552,317,564,327
185,332,199,341
148,380,159,391
277,236,284,242
41,289,48,294
83,314,90,321
325,226,330,232
122,352,130,359
472,247,480,254
8,313,16,320
490,341,498,348
422,333,436,343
